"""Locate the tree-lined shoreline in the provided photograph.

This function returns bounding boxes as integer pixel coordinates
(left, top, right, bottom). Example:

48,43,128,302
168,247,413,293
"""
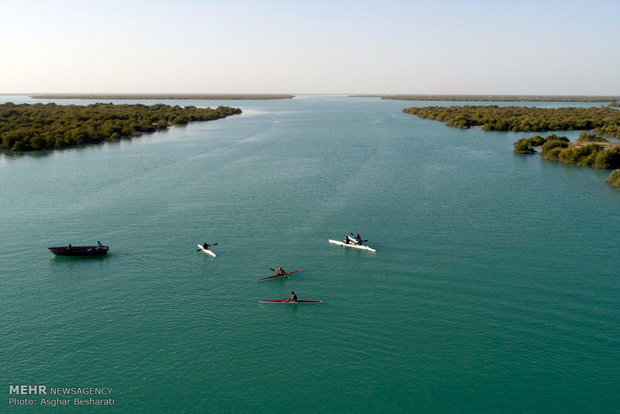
0,102,241,152
402,105,620,188
402,105,620,138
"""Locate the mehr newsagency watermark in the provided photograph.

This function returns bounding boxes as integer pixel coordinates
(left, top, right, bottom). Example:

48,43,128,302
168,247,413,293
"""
8,385,114,407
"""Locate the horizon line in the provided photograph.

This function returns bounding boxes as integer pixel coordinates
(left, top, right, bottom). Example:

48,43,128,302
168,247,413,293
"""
2,92,620,98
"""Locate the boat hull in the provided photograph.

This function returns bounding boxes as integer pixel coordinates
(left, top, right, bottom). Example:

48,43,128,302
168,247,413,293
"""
197,244,216,257
328,239,376,252
259,300,327,303
48,246,109,256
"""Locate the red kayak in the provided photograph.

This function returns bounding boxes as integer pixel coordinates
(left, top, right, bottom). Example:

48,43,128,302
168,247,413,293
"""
259,300,327,303
258,269,303,281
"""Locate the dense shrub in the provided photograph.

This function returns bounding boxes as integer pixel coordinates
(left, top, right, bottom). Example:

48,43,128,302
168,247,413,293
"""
527,135,546,146
544,134,569,143
545,147,564,161
606,170,620,187
576,145,602,167
558,146,580,163
541,140,569,156
513,138,535,154
546,144,620,169
514,134,573,155
594,147,620,169
577,131,608,142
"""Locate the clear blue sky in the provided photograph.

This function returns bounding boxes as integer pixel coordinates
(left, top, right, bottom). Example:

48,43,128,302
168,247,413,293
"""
1,0,619,94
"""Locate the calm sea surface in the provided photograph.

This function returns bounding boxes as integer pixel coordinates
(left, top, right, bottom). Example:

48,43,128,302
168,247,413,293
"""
1,96,618,413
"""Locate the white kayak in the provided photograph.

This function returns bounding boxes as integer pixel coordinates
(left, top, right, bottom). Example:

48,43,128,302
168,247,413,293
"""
197,244,216,257
328,238,376,252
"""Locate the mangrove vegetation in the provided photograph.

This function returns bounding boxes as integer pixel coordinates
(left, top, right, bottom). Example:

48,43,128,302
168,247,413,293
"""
606,170,620,187
402,105,620,138
513,133,620,187
0,102,241,151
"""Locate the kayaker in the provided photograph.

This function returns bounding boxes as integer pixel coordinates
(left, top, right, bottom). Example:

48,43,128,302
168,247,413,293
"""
354,234,362,245
203,242,210,250
343,236,350,244
97,241,102,248
275,267,286,276
286,291,298,302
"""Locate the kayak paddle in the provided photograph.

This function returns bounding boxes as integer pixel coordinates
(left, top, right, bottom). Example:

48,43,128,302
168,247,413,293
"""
259,269,303,281
348,233,368,242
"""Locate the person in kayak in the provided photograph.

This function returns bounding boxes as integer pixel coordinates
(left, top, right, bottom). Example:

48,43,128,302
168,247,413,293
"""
203,242,212,250
275,267,286,276
343,236,350,244
97,241,102,248
354,234,362,245
286,291,298,302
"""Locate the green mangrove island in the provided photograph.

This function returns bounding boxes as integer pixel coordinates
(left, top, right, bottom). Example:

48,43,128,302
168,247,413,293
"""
402,105,620,138
513,132,620,187
0,102,241,151
362,95,620,102
30,94,294,100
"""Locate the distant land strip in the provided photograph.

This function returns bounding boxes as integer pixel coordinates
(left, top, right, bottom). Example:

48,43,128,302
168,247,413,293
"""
356,95,620,102
30,93,294,100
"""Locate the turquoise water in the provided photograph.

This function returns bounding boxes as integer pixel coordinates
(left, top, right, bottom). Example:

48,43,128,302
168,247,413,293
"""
1,96,618,413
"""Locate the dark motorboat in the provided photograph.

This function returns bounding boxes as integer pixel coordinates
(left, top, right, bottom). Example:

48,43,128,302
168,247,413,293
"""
48,245,109,256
